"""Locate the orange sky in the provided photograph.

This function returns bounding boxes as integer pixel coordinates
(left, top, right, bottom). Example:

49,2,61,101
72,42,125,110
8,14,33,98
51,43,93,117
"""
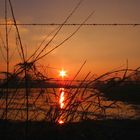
0,0,140,79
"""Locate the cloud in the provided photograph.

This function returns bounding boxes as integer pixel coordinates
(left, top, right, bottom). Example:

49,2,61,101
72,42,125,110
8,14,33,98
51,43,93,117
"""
0,17,29,34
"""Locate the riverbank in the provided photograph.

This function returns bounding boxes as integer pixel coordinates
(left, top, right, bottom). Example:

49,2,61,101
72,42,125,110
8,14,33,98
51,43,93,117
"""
0,119,140,140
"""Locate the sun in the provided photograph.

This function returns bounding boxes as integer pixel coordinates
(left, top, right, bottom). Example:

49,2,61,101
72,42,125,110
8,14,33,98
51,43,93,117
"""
59,69,67,78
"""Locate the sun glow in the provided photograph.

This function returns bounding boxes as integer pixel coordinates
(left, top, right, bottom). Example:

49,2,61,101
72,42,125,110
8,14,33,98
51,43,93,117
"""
58,120,64,124
58,88,65,124
59,88,65,109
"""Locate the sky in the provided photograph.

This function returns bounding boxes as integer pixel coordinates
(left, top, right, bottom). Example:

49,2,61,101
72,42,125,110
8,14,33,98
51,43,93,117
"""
0,0,140,79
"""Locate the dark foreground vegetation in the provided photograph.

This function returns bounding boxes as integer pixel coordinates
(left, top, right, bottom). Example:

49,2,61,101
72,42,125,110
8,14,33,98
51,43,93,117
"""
0,119,140,140
100,82,140,105
93,68,140,105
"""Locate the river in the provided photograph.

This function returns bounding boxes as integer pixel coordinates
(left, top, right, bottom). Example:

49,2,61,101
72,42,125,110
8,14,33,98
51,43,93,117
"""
0,87,139,122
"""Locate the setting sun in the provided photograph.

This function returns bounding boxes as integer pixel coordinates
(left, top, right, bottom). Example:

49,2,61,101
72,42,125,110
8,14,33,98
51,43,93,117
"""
59,69,67,78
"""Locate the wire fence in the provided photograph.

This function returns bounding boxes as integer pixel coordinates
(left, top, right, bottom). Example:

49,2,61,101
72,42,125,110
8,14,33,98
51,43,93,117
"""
0,23,140,26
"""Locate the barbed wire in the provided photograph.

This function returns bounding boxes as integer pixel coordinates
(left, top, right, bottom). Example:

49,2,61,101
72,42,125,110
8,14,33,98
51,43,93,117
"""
0,23,140,26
